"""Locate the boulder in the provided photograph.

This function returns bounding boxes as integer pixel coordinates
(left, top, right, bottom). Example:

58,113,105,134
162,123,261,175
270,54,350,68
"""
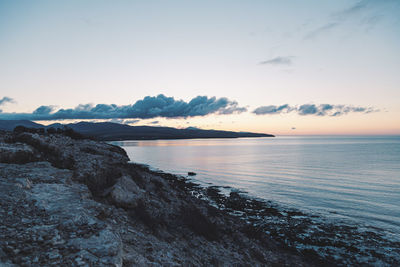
109,175,143,209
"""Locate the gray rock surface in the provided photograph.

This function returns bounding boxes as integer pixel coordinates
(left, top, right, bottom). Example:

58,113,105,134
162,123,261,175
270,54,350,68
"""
0,130,311,266
109,175,144,209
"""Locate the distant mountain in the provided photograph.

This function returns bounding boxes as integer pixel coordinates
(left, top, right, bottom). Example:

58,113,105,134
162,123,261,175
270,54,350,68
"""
0,120,44,131
63,122,274,140
0,120,274,140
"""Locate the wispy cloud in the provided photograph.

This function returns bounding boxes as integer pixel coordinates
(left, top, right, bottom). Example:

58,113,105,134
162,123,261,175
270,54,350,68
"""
304,0,399,40
303,23,339,40
0,94,247,121
0,97,14,106
259,56,293,66
253,103,378,116
339,0,369,16
124,119,140,124
109,118,125,124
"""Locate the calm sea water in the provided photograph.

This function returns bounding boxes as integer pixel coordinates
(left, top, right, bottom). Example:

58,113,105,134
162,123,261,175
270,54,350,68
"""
112,136,400,234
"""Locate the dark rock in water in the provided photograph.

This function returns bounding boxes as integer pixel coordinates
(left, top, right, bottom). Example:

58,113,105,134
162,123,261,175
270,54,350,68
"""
187,171,196,176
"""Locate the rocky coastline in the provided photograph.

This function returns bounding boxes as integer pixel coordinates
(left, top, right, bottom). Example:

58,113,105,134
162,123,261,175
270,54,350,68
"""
0,129,399,266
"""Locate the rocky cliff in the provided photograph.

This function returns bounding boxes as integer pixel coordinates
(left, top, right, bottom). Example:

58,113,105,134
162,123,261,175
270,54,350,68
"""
0,130,308,266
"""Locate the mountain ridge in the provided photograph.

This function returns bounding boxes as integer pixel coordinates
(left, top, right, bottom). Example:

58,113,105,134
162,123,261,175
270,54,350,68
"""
0,120,274,140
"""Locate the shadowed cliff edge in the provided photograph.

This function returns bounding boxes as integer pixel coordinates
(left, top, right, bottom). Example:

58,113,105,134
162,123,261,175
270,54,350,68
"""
0,129,399,266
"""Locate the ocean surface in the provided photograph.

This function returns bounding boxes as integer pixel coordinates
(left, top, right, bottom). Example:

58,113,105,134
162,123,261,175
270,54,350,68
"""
112,136,400,235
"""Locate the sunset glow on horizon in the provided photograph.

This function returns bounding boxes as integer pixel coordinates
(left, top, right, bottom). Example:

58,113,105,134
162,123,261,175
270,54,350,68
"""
1,0,399,135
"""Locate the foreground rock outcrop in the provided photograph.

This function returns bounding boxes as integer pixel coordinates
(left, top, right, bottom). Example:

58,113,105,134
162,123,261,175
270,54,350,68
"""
2,129,399,266
0,130,309,266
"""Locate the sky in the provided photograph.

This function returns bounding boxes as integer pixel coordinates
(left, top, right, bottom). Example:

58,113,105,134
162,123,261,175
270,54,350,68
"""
0,0,399,135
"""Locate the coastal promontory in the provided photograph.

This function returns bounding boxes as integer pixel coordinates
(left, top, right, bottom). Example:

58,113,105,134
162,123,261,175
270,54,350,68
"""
0,129,305,266
1,129,399,266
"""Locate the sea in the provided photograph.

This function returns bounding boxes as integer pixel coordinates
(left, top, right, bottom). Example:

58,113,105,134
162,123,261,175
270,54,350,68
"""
112,136,400,236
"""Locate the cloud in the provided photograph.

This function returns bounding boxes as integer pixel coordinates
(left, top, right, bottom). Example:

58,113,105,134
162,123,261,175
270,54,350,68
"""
329,105,377,116
33,105,56,115
124,119,140,124
339,0,369,16
303,23,339,40
0,94,247,121
296,104,379,116
0,97,15,106
150,120,159,124
109,118,125,124
253,104,378,116
259,56,293,66
253,104,292,115
298,104,319,115
304,0,400,40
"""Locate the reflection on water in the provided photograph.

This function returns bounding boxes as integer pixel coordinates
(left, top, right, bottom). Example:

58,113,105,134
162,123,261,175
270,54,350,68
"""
112,136,400,234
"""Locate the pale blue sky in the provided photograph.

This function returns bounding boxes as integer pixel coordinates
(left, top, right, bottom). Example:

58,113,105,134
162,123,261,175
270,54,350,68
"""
0,0,399,134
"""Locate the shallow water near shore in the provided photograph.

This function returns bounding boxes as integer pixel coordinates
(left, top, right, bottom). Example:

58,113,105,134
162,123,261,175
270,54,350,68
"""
112,135,400,236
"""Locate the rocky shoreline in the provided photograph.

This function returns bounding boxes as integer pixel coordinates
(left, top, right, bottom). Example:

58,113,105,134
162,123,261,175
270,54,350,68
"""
0,129,399,266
